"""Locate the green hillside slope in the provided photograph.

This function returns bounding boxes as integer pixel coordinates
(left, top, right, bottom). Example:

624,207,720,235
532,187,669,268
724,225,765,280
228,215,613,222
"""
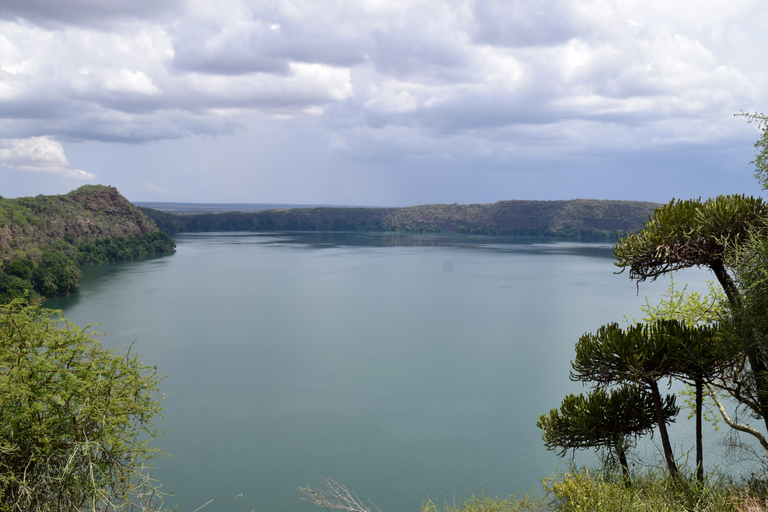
0,185,175,302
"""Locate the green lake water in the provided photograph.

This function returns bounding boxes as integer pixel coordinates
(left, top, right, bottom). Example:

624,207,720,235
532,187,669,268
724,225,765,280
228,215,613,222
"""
44,232,734,512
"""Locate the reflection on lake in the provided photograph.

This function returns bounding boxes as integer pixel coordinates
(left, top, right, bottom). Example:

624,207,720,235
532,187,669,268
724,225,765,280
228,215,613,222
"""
45,232,723,512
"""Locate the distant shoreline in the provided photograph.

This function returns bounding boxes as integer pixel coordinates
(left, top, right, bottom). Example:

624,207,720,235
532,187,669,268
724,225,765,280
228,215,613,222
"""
134,202,387,214
138,198,662,241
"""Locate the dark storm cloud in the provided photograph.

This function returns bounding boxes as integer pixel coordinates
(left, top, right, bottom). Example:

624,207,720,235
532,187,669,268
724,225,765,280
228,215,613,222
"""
0,98,77,121
62,112,239,143
0,0,184,28
2,108,239,144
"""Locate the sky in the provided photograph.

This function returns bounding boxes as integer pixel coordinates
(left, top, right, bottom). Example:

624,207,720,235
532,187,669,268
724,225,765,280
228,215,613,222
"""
0,0,767,206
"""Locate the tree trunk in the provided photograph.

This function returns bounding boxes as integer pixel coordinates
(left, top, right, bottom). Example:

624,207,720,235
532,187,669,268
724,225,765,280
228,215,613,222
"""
650,380,678,478
711,259,741,310
617,445,631,486
712,260,768,434
695,377,703,483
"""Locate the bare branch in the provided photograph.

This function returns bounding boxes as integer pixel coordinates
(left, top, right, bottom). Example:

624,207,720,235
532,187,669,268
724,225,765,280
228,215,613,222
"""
708,388,768,452
297,478,381,512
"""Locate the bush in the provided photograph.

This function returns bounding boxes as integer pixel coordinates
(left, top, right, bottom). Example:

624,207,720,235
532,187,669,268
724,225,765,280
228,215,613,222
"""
0,299,165,511
543,468,745,512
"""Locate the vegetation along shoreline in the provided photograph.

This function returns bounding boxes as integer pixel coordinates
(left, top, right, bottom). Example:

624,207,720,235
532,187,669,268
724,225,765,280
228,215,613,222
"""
1,184,659,302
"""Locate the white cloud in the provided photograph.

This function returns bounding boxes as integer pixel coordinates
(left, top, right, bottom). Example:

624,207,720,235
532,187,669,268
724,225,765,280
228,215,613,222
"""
183,62,353,110
101,69,162,96
0,136,95,179
63,168,96,179
471,0,586,47
0,0,764,173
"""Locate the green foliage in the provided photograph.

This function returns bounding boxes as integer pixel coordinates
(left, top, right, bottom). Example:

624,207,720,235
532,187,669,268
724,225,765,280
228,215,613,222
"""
568,320,734,478
535,117,768,508
543,468,746,512
635,276,725,326
421,491,546,512
0,185,169,259
627,277,728,432
613,191,768,438
571,321,723,388
305,471,768,512
65,184,113,198
0,275,36,304
736,111,768,191
727,226,768,346
0,232,175,303
0,299,164,511
613,195,768,288
537,386,676,469
74,232,176,266
3,260,35,281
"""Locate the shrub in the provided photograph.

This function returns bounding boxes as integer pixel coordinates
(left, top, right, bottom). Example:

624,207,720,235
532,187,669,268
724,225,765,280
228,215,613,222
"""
0,299,165,511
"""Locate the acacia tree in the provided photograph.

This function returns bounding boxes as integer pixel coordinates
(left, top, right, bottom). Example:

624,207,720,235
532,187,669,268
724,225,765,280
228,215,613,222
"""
0,299,165,511
537,385,677,482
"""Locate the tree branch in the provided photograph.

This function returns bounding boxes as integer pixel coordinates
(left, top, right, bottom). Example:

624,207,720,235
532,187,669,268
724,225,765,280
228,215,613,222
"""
297,478,381,512
709,388,768,452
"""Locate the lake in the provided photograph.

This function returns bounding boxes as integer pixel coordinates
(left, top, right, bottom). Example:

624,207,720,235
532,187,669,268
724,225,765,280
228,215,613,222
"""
45,232,728,512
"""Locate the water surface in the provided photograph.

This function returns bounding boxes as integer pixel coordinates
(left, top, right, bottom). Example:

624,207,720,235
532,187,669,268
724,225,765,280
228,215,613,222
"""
46,232,720,512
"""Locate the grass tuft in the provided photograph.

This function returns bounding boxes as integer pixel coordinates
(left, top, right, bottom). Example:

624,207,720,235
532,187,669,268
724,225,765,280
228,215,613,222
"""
414,469,768,512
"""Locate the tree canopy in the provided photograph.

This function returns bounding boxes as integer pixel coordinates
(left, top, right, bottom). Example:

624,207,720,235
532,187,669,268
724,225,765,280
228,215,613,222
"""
613,193,768,434
613,195,768,305
537,385,677,480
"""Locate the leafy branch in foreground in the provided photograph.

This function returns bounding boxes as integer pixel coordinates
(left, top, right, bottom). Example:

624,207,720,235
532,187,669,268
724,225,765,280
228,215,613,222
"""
0,298,165,511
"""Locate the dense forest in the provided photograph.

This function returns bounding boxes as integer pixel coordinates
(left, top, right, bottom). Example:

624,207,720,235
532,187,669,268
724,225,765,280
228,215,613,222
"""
0,185,175,302
141,198,660,240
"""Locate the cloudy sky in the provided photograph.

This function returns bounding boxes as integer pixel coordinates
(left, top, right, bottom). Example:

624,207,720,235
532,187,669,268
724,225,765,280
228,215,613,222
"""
1,0,766,206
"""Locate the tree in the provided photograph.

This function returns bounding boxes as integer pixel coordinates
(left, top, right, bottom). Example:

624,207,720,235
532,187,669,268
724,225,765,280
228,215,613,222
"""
613,195,768,434
663,323,734,481
537,385,677,482
0,298,164,511
632,277,744,481
570,320,726,478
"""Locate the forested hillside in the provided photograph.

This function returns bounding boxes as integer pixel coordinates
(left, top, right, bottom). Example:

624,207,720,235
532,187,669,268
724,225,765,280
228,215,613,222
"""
141,198,661,239
0,185,660,302
0,185,175,302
